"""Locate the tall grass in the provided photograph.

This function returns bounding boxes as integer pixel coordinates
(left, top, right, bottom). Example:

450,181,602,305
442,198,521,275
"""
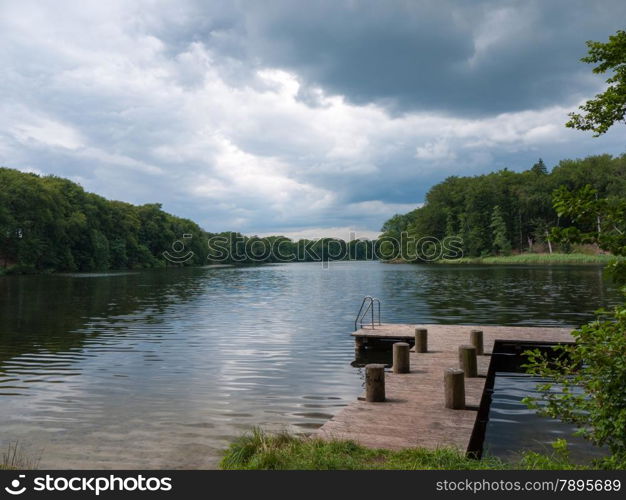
220,429,590,470
1,442,40,470
439,253,621,265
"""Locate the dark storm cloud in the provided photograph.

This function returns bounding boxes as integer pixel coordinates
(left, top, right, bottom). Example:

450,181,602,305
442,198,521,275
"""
233,0,626,115
1,0,625,238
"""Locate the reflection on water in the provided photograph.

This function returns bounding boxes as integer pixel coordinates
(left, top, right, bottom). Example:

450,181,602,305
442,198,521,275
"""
0,262,620,468
484,373,607,462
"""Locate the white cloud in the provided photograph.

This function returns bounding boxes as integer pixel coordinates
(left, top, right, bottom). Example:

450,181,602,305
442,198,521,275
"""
2,108,84,150
0,1,624,236
188,135,336,216
14,118,83,150
258,226,381,241
415,139,457,162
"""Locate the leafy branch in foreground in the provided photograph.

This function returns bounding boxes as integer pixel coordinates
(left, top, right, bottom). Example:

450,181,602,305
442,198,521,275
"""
551,184,626,283
525,178,626,468
523,304,626,467
566,30,626,136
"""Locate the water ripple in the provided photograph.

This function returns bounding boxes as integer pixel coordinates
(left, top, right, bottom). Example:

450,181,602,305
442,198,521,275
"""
0,262,619,468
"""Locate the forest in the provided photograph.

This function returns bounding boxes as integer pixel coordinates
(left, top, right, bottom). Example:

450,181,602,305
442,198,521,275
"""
0,167,375,273
379,154,626,261
2,154,625,273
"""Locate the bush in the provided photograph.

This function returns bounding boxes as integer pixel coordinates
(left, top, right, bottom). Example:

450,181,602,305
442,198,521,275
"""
523,303,626,468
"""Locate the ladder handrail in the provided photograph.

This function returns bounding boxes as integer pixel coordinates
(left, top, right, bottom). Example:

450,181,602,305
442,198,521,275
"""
354,296,370,330
354,296,381,331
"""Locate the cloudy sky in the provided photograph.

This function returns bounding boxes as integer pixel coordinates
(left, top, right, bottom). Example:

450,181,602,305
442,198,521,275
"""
1,1,625,239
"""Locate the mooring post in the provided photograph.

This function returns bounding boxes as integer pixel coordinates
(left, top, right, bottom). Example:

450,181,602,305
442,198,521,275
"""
458,344,478,377
470,329,484,355
365,364,386,402
415,328,428,353
392,342,410,373
444,368,465,409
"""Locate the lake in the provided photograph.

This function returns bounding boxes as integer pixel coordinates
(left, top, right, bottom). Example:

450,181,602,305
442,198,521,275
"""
0,261,620,468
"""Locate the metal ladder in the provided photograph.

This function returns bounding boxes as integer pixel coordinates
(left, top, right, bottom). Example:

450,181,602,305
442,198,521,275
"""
354,296,381,331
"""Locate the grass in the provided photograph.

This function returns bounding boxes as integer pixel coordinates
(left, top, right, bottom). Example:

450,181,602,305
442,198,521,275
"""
438,253,621,265
220,429,593,470
1,442,40,470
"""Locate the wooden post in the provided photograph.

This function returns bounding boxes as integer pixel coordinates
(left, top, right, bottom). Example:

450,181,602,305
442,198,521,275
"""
458,344,478,378
365,364,385,402
470,329,484,355
415,328,428,353
392,342,410,373
444,368,465,409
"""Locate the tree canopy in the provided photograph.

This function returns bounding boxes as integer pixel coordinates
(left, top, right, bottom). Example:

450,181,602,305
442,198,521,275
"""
380,154,626,260
0,167,376,272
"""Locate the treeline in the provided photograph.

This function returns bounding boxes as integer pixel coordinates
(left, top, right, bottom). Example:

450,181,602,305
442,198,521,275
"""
380,154,626,260
5,154,623,272
0,167,210,272
205,233,377,265
0,168,376,273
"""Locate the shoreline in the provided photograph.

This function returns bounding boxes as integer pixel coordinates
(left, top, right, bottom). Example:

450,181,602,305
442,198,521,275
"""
384,253,619,266
438,253,618,265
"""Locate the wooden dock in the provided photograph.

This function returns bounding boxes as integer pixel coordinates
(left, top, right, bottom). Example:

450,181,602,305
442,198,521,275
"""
316,324,573,452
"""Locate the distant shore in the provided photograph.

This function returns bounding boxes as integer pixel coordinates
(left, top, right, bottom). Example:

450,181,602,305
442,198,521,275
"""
440,253,618,265
383,253,619,266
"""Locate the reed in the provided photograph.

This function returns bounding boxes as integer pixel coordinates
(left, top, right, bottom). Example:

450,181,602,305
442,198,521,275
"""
439,253,620,265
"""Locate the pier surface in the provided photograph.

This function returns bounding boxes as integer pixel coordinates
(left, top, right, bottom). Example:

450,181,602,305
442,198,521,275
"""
316,324,573,451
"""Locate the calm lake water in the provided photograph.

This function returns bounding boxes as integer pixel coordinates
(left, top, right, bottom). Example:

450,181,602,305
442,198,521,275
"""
485,373,608,463
0,261,620,468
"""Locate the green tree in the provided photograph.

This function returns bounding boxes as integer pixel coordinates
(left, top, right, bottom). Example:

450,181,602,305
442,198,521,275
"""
530,217,553,254
531,158,548,175
566,30,626,136
552,184,626,281
525,38,626,465
525,189,626,467
490,205,511,255
380,155,626,260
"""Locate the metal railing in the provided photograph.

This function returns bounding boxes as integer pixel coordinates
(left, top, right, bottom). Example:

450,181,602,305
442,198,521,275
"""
354,296,381,331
